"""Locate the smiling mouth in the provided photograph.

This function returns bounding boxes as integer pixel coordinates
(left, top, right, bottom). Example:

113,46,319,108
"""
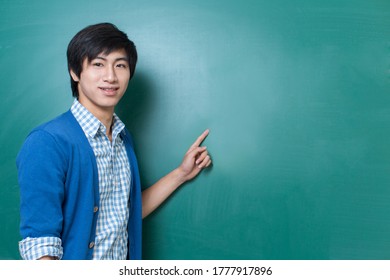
99,87,119,95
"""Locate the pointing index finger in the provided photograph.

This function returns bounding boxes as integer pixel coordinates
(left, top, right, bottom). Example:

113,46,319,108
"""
191,129,210,149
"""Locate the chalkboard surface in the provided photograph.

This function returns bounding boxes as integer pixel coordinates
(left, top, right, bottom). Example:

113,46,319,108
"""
1,0,390,259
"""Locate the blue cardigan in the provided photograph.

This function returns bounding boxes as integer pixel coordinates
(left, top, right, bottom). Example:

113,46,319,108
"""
16,110,142,259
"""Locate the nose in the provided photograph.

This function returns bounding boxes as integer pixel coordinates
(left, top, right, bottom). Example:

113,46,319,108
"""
103,66,118,83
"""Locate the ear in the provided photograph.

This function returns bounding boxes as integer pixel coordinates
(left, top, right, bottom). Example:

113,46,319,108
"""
70,69,80,82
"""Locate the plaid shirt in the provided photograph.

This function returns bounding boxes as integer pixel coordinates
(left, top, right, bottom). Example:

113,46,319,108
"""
19,100,131,260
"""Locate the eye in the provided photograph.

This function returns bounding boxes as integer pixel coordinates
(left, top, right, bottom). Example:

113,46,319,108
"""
116,63,127,69
93,62,104,67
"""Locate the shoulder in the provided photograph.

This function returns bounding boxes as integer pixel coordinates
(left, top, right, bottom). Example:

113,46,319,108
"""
27,111,86,144
34,111,78,135
19,111,85,155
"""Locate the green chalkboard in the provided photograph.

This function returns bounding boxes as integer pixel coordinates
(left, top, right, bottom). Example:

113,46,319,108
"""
1,0,390,259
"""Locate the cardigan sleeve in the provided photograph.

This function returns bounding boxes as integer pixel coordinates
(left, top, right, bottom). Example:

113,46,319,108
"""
17,129,68,241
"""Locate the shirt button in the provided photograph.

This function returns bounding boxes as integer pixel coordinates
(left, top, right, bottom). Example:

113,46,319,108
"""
89,242,95,249
93,206,99,213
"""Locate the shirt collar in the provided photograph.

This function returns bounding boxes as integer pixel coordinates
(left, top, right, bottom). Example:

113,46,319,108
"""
112,113,126,142
70,99,125,140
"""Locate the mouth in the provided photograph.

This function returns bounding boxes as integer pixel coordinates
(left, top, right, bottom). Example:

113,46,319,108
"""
99,86,120,96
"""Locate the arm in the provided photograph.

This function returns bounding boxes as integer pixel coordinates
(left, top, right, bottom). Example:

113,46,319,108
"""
17,130,65,260
142,129,212,218
39,256,58,260
19,236,63,260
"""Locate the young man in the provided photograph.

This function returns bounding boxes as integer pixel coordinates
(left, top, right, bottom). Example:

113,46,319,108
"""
16,23,211,260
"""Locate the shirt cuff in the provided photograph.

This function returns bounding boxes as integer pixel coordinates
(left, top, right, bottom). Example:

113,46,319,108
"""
19,237,63,260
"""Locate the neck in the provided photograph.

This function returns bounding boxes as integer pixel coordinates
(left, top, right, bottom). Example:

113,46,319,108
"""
99,113,114,140
95,110,114,141
77,98,114,141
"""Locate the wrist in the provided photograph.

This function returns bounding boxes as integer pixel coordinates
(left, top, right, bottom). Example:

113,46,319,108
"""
172,167,188,186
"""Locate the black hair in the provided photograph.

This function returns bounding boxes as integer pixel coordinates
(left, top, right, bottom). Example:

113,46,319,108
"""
66,23,137,98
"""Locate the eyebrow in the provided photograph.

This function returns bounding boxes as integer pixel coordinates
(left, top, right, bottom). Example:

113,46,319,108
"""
94,56,129,62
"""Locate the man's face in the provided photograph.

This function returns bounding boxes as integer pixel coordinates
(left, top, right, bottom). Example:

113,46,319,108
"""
71,48,130,116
